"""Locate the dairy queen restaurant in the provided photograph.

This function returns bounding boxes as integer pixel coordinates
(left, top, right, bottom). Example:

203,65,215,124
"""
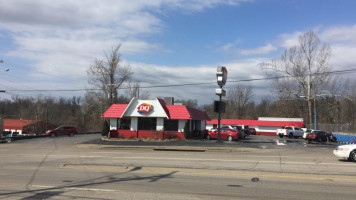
101,97,210,139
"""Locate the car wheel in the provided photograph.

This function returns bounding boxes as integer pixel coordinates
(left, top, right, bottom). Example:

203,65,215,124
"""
206,134,211,140
317,137,322,143
279,134,284,138
68,132,74,137
350,151,356,162
5,138,12,143
50,133,56,138
227,135,233,142
289,133,293,138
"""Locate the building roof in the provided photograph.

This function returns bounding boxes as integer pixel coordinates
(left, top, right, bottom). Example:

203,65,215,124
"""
165,105,210,120
3,119,38,129
206,119,304,127
101,104,128,118
102,102,210,121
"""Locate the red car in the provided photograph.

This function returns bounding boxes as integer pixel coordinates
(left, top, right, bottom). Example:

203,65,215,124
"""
249,128,256,135
306,130,328,143
45,126,77,137
207,128,239,141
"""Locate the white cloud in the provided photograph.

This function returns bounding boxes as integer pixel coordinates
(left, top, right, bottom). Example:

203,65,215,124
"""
277,31,303,49
239,43,277,56
0,0,250,104
320,25,356,44
273,27,356,82
1,1,356,105
0,0,248,77
122,57,269,105
322,26,356,77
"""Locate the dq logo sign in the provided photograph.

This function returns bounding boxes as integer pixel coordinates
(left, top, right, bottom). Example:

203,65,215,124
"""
137,103,153,114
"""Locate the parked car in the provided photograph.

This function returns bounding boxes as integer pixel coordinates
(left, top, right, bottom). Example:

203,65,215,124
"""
1,131,12,143
221,125,248,139
207,128,239,141
45,126,77,137
303,129,314,139
306,130,328,143
276,126,304,138
209,128,217,132
327,132,337,142
249,128,256,135
233,125,250,138
334,144,356,162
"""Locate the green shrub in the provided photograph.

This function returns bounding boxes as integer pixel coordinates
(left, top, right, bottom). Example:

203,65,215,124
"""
166,132,178,140
101,121,110,136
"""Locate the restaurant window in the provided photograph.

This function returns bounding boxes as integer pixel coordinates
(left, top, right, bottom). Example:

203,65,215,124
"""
118,118,131,130
138,117,157,130
164,120,178,131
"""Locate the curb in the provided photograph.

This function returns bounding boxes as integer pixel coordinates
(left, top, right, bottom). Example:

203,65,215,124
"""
75,144,258,152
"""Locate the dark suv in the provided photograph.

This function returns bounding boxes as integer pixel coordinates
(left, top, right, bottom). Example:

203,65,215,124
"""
45,126,77,137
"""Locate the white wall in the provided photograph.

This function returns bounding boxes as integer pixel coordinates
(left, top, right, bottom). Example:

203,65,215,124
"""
131,117,138,131
123,99,168,118
5,129,22,134
206,124,213,130
178,120,186,132
157,118,164,131
109,118,117,130
258,126,283,133
258,117,303,122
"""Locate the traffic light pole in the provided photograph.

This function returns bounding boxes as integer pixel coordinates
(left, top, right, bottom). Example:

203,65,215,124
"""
216,66,227,143
217,87,222,143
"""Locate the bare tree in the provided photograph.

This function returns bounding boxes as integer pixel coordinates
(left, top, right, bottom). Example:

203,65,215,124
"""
262,30,333,126
175,99,198,109
87,44,133,107
227,84,254,118
125,81,150,100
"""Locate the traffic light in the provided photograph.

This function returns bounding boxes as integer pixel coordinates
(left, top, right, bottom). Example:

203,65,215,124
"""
214,101,226,113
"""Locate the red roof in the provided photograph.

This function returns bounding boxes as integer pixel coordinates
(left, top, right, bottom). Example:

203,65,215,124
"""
207,119,304,127
3,119,38,129
101,103,210,121
101,104,128,118
165,105,210,120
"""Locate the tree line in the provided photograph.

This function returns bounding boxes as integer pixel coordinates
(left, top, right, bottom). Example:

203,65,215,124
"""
1,31,355,134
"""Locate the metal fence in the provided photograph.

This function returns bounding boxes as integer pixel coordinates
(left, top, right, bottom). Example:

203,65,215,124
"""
305,124,356,135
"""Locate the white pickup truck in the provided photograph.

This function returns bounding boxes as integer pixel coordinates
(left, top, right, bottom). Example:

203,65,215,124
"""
276,126,304,138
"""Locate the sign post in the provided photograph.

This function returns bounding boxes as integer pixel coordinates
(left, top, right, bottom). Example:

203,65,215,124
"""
215,66,227,143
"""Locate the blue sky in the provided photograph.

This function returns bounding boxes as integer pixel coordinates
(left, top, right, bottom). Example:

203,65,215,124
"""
1,0,356,105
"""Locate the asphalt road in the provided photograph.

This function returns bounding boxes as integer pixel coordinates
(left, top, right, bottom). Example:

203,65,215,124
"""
1,134,355,200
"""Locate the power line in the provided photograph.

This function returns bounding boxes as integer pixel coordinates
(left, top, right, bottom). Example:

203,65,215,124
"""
2,68,356,93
